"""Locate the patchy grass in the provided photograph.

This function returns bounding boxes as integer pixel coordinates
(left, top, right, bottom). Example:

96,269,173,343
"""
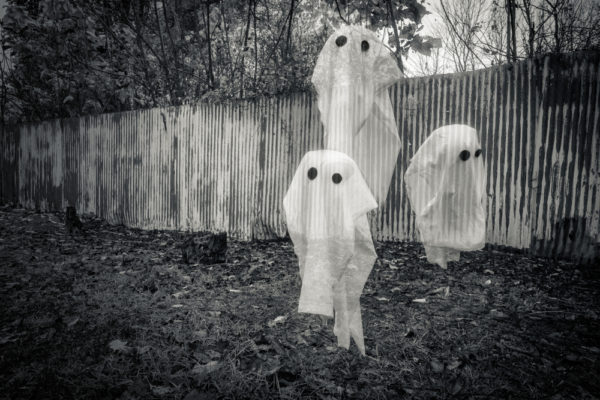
0,206,599,400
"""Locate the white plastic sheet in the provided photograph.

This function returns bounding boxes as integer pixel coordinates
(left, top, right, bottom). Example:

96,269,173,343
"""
283,150,377,355
404,125,487,269
312,25,402,204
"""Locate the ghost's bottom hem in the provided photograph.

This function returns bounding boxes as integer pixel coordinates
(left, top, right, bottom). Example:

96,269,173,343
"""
298,302,334,319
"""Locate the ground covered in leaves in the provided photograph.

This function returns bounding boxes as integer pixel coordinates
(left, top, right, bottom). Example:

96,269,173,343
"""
1,206,599,400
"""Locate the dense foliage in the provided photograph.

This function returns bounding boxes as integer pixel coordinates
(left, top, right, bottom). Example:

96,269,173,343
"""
0,0,437,124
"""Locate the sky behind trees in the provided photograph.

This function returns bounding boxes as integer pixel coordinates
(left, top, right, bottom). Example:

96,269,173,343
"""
406,0,600,76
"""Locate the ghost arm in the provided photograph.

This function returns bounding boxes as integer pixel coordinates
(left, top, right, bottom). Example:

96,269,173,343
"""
333,216,376,355
354,92,401,204
283,170,336,316
317,84,375,155
283,167,308,277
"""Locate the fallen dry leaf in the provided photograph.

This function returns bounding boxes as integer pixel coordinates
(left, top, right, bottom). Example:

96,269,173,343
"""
267,315,287,327
430,359,444,373
192,361,221,376
108,339,132,353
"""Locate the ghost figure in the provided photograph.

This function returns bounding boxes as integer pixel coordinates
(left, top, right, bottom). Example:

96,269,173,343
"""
312,25,402,204
404,125,487,269
283,150,377,355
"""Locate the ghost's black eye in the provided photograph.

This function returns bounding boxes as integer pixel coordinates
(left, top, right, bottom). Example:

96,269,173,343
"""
332,173,342,184
475,149,482,157
335,35,347,47
307,167,318,180
459,150,471,161
361,40,369,51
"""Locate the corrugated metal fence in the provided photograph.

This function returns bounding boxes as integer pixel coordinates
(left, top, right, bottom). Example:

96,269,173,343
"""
1,52,598,262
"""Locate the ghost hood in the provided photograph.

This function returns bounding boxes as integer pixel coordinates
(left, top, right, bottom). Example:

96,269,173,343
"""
404,125,487,259
283,150,376,243
312,25,402,204
312,25,401,94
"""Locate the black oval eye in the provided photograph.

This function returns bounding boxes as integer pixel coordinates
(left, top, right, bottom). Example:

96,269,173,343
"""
307,167,317,180
459,150,471,161
361,40,369,51
475,149,482,157
332,173,342,184
335,35,347,47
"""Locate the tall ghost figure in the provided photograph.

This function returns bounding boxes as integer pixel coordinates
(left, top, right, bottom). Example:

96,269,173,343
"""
404,125,487,269
312,25,402,205
283,150,377,355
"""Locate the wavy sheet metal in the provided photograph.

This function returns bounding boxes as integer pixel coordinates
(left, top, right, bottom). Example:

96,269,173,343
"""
2,53,598,262
371,53,599,263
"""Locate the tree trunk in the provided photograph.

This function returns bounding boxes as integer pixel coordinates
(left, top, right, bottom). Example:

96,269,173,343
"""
253,0,258,88
505,0,518,62
205,2,215,89
153,0,174,101
385,0,405,74
219,0,235,82
239,0,253,98
163,0,182,102
521,0,536,57
286,0,295,57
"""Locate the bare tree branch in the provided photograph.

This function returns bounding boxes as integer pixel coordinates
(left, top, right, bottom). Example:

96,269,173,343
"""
439,0,487,69
334,0,348,24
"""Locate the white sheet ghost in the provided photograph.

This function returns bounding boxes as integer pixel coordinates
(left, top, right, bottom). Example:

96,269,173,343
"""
283,150,377,355
312,25,402,205
404,125,487,269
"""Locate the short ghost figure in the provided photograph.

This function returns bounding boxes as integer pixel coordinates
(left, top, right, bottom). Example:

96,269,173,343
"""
283,150,377,355
312,25,402,204
404,125,487,269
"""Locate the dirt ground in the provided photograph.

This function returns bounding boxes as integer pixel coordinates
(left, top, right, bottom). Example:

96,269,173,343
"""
0,206,599,400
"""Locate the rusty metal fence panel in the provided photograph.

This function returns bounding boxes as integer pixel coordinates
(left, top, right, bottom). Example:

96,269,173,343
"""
1,52,598,262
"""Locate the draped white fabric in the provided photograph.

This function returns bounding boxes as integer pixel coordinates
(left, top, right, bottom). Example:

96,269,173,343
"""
283,150,377,355
404,125,487,269
311,25,402,205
